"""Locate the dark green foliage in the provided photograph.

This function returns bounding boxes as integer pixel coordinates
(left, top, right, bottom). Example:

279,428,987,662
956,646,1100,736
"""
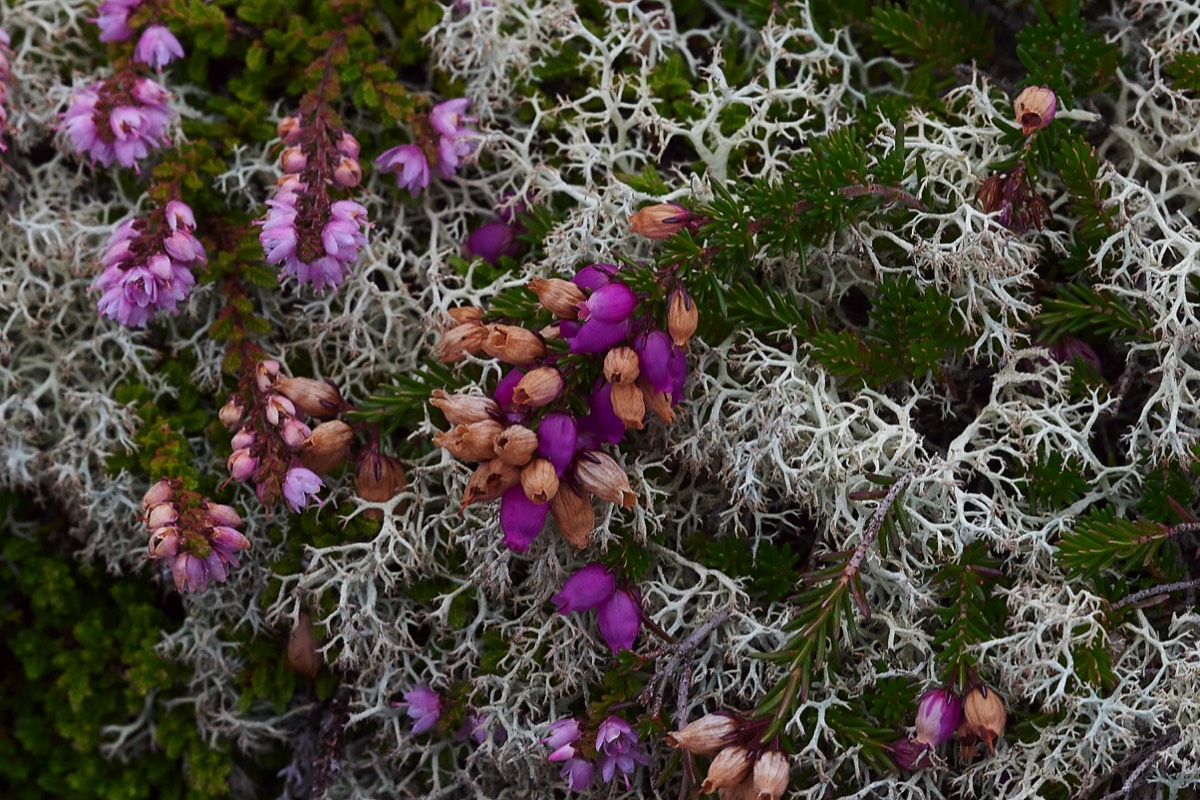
352,363,470,437
1138,462,1198,523
870,0,994,73
721,280,816,343
931,543,1007,692
862,671,918,728
1036,283,1150,344
1051,132,1119,270
1016,1,1121,103
1057,508,1186,591
1020,451,1090,512
1165,51,1200,92
685,534,803,603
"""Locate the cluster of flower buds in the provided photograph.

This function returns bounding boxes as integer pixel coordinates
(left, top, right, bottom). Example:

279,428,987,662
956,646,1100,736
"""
62,73,174,171
668,712,789,800
551,562,641,654
890,685,1007,770
1013,85,1056,137
142,478,250,593
394,685,507,744
0,30,12,152
976,161,1050,233
430,263,697,552
222,359,352,511
259,115,370,292
628,202,701,240
542,715,648,791
94,199,204,327
93,1,185,70
375,98,479,196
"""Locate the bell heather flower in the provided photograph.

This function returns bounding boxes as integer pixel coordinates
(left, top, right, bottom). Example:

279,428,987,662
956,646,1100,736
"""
397,685,443,734
281,465,324,512
596,587,640,654
134,25,184,69
914,688,963,747
499,485,550,551
1013,85,1056,135
560,757,595,792
542,718,583,761
143,478,250,593
551,563,616,612
594,716,649,787
93,0,140,42
376,144,431,196
465,220,522,264
62,77,174,171
553,563,641,654
430,97,479,178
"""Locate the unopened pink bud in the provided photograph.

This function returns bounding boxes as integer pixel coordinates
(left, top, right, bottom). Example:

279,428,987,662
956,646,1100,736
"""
280,145,307,173
228,448,258,481
145,502,177,531
337,131,360,159
333,156,362,188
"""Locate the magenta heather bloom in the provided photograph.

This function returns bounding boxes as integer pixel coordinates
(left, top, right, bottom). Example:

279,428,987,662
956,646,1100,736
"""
578,382,625,446
375,144,430,197
398,685,443,734
63,77,174,171
567,318,631,354
537,413,578,475
552,563,616,612
553,564,641,654
93,0,140,42
561,757,595,792
578,281,636,323
542,718,583,761
464,220,521,264
914,688,963,747
572,263,617,291
134,25,184,69
597,587,640,654
594,715,648,787
499,485,550,551
282,465,324,512
429,98,479,178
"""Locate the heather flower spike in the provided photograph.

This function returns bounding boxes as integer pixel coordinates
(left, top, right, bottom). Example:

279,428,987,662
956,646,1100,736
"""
63,77,175,171
142,477,250,593
594,716,649,787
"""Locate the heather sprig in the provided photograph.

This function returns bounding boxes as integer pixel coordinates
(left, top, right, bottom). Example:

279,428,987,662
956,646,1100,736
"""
142,478,250,593
375,96,480,195
62,73,174,171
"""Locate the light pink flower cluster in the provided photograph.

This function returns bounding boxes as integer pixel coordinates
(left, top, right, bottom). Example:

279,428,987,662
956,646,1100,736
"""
94,199,205,327
223,360,353,511
375,97,479,196
93,1,185,69
259,116,370,292
62,75,173,171
142,478,250,593
542,715,648,792
0,30,11,152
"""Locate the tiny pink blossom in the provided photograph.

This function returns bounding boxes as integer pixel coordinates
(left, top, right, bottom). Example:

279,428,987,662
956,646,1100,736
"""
134,25,185,69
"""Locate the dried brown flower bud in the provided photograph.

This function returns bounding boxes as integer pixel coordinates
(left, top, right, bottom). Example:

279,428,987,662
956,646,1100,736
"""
717,778,757,800
529,277,586,319
667,712,738,754
668,288,699,347
482,324,546,366
573,451,637,508
494,425,539,466
549,481,593,548
146,502,177,531
1013,85,1057,136
610,382,646,430
300,420,354,474
256,359,281,392
273,376,344,420
962,685,1006,752
603,347,640,384
435,322,488,363
521,458,559,504
641,379,677,424
219,397,245,430
751,750,790,800
701,746,753,794
354,452,407,519
461,459,523,508
629,202,691,239
433,420,504,462
430,389,501,425
512,367,564,409
448,306,485,324
286,612,323,678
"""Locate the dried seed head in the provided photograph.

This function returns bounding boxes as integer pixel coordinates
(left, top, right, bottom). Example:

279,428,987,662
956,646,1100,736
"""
354,453,407,519
435,322,488,363
603,347,640,384
667,287,699,347
667,712,738,755
1013,85,1057,135
146,502,177,531
640,379,676,424
273,376,344,420
482,324,547,366
448,306,485,324
629,202,691,239
549,482,593,548
429,389,500,425
751,750,790,800
610,381,646,430
512,367,565,409
573,451,638,508
520,458,559,504
286,612,323,678
461,459,522,509
219,397,245,430
962,685,1006,751
529,277,586,319
495,425,539,466
701,746,753,794
433,420,504,462
300,420,355,474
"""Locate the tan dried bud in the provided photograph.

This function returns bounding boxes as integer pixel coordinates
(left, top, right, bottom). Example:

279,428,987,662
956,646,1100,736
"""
300,420,354,474
962,685,1006,751
668,288,699,347
435,322,487,363
482,324,546,366
751,750,790,800
512,367,564,410
461,459,522,509
354,453,407,520
667,713,738,755
495,425,539,466
146,502,177,531
430,389,500,425
273,376,344,420
539,323,562,340
641,379,676,424
1013,85,1057,136
549,481,593,548
521,458,559,504
219,397,245,430
448,306,485,324
610,381,646,430
603,347,640,384
573,451,637,509
286,612,323,678
701,746,753,794
718,778,758,800
528,277,585,319
433,420,504,462
629,202,691,239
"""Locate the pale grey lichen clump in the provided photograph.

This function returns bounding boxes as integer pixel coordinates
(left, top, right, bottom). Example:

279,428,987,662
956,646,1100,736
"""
3,0,1200,797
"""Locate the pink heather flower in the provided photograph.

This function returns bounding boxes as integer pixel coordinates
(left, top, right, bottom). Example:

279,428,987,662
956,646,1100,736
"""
578,281,636,323
146,487,250,594
914,688,963,747
596,587,640,654
552,564,616,613
227,448,257,481
464,220,521,264
594,716,648,787
399,685,443,734
572,263,617,291
375,144,430,197
566,318,631,354
134,25,184,69
281,465,324,512
264,188,370,293
428,98,479,179
542,718,583,762
93,0,140,42
63,78,174,171
560,757,595,792
460,713,506,745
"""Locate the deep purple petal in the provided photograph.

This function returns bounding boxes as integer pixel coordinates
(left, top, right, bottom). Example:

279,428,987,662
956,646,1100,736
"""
635,329,673,394
668,345,687,404
500,485,550,551
494,368,526,408
537,413,578,475
597,588,640,654
581,282,636,323
572,263,617,291
568,318,630,354
465,221,521,265
578,382,625,445
551,563,616,613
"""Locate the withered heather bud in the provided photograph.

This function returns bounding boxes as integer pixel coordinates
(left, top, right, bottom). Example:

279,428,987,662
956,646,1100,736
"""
286,611,323,678
574,451,637,508
603,346,640,384
277,116,302,144
256,359,281,392
962,685,1006,751
667,713,738,755
549,482,593,548
701,745,753,794
495,425,539,466
147,527,180,559
219,398,245,430
300,420,355,474
610,382,645,430
273,376,344,420
751,750,790,800
521,458,559,504
354,453,407,520
528,277,586,319
435,322,487,363
668,288,699,347
629,202,691,239
146,502,177,531
482,324,546,366
142,479,175,511
448,306,485,324
512,367,564,409
430,389,500,425
461,459,522,509
433,420,504,462
641,379,676,424
718,777,757,800
1013,85,1056,136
